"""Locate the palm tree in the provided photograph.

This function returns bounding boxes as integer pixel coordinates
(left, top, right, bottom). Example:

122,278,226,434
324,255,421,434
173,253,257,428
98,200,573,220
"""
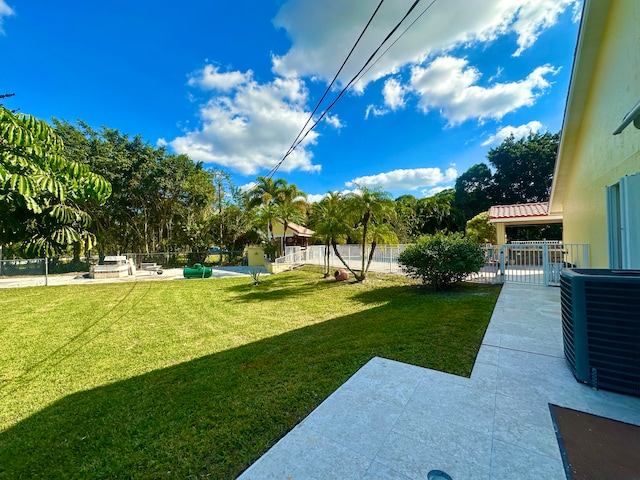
355,222,398,274
309,192,353,278
246,176,286,246
247,176,286,209
275,182,308,254
346,186,396,281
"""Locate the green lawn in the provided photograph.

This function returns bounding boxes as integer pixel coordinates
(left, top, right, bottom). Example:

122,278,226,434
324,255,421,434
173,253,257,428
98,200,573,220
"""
0,266,500,479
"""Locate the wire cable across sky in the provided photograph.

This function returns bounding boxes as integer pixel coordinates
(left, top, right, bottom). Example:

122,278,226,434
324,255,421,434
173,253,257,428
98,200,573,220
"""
263,0,439,182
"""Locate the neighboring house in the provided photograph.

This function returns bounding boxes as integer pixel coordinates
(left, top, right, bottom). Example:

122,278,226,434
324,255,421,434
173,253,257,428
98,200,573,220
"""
550,0,640,269
271,220,315,248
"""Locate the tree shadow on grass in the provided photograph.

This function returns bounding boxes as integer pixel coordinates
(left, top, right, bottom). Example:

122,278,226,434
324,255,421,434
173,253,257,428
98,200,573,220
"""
0,283,500,479
222,271,356,303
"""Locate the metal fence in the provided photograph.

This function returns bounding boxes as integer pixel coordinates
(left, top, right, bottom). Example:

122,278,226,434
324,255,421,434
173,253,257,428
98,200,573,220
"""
279,242,589,286
0,257,94,287
468,243,590,286
123,250,245,268
0,258,47,277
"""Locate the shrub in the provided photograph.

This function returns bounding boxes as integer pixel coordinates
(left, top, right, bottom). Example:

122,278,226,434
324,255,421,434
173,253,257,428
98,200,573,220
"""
465,211,497,244
398,232,485,290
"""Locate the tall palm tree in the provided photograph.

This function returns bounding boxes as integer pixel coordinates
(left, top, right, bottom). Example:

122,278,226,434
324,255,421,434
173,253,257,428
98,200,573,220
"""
356,222,398,274
247,176,286,209
309,192,353,278
246,176,287,250
346,186,396,281
275,182,308,254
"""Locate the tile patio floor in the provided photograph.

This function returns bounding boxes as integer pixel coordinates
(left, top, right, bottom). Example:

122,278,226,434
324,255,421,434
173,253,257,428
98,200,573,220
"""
238,282,640,480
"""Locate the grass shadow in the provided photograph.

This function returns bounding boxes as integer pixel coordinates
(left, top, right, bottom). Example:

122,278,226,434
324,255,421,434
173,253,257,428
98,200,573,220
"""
223,269,355,303
0,273,500,479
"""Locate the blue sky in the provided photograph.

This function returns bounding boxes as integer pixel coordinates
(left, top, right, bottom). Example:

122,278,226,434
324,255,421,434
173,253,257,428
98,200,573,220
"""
1,0,582,202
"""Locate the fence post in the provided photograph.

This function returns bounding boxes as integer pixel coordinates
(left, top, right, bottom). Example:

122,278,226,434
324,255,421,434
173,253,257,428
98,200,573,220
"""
583,244,589,268
499,246,506,284
542,243,550,286
44,257,49,287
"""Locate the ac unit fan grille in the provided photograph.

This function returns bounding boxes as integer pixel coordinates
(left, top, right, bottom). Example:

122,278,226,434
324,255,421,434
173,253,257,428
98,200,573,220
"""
584,282,640,396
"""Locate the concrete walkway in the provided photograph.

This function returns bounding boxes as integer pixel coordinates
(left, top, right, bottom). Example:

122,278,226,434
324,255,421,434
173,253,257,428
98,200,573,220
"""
238,283,640,479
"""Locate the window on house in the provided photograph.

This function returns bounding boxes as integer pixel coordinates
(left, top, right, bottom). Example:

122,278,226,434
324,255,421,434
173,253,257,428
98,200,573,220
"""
606,172,640,268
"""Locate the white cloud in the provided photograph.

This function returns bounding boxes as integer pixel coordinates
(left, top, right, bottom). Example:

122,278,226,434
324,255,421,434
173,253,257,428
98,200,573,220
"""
170,67,341,175
272,0,578,89
238,181,257,193
306,193,328,204
0,0,14,34
365,104,387,119
324,113,343,129
410,56,559,124
188,64,247,91
488,66,504,83
421,186,451,197
346,167,457,191
511,0,581,56
382,78,405,110
482,120,543,146
307,189,359,204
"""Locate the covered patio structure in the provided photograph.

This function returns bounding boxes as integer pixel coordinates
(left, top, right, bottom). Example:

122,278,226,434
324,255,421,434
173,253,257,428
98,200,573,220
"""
488,202,563,245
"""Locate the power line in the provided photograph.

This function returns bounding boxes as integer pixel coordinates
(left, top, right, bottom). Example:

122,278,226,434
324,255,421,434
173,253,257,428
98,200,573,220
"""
357,0,438,85
262,0,386,181
274,0,386,170
265,0,437,181
277,0,426,166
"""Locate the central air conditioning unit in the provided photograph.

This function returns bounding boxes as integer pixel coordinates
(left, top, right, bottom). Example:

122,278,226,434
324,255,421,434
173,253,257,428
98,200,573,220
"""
561,268,640,397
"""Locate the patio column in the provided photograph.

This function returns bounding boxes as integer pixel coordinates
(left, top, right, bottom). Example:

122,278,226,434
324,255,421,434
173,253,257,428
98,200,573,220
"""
496,222,507,245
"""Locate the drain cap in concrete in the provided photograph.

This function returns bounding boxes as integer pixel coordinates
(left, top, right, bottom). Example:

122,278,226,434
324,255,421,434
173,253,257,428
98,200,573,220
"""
427,470,452,480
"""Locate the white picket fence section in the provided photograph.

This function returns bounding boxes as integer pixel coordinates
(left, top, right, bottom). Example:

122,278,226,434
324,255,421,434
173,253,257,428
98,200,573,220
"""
276,242,589,286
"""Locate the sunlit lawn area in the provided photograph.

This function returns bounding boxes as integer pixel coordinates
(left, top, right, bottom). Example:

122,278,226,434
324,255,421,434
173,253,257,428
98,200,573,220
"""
0,266,500,479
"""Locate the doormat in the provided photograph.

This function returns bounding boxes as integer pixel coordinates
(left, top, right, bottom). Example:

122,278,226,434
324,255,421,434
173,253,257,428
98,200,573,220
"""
550,404,640,480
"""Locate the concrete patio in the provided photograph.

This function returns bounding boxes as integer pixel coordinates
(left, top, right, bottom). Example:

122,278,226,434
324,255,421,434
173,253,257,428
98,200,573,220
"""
238,282,640,479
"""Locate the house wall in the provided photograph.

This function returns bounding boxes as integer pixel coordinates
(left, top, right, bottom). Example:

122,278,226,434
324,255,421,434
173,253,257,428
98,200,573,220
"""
271,223,296,238
561,0,640,268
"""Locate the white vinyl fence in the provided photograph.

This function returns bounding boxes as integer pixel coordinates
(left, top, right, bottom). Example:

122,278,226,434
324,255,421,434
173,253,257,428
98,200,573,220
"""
278,245,407,274
278,242,589,286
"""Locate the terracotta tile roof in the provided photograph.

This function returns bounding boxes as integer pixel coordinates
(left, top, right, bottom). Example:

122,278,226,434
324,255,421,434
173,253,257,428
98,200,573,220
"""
489,202,550,219
278,219,315,237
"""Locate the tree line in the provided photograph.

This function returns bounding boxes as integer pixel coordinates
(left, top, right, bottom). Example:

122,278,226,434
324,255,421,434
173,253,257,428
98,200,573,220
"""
1,104,560,262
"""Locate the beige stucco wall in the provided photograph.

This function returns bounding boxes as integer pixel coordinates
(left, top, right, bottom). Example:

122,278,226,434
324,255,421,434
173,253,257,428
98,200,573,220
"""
271,223,297,238
246,246,265,267
560,0,640,268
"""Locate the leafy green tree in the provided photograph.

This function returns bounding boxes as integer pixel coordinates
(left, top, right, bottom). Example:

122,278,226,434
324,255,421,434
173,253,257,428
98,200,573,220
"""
55,120,234,256
181,167,217,261
54,120,159,253
487,132,559,204
206,168,237,262
346,186,396,281
465,211,497,244
416,189,465,234
393,194,419,242
0,107,111,256
454,163,493,219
